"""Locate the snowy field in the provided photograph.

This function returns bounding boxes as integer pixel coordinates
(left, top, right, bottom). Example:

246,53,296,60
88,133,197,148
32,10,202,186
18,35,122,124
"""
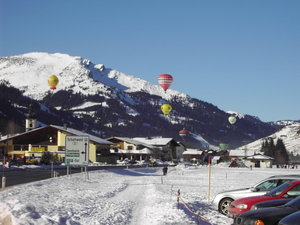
0,164,299,225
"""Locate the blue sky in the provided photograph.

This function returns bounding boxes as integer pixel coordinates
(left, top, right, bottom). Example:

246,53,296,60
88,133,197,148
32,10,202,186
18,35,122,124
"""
1,0,299,122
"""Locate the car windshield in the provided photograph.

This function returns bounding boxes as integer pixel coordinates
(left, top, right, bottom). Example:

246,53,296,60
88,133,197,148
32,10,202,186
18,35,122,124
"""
266,182,293,197
285,195,300,210
256,179,279,191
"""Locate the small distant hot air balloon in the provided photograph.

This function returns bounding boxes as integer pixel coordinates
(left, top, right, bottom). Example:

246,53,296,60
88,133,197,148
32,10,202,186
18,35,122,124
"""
158,74,173,92
219,142,229,151
48,75,59,90
179,129,189,137
228,115,237,124
161,104,172,115
179,129,189,141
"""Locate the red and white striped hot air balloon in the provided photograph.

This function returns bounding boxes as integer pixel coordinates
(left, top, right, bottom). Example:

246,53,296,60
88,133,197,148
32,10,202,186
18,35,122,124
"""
158,74,173,92
179,129,189,141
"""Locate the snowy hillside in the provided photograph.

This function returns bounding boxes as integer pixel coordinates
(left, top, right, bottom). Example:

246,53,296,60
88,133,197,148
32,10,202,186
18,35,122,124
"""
237,122,300,154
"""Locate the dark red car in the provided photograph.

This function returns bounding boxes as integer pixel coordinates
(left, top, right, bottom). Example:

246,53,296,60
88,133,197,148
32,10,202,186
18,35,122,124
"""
229,180,300,218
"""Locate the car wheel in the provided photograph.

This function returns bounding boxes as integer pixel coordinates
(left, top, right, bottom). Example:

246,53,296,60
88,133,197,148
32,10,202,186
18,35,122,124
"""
219,198,233,216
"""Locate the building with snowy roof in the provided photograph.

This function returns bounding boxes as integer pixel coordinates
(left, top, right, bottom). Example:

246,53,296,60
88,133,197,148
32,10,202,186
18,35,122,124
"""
243,154,274,168
0,124,114,164
105,137,180,161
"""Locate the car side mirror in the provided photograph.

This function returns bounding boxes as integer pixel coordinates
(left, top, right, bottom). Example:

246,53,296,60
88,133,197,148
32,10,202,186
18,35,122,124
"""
282,194,289,198
250,187,258,192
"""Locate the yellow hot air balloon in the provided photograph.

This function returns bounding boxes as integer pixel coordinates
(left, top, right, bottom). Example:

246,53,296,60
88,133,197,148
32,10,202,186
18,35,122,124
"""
161,104,172,115
48,75,59,90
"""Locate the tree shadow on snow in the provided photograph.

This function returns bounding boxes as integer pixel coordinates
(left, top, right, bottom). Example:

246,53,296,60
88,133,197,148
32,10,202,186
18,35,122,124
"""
107,168,162,177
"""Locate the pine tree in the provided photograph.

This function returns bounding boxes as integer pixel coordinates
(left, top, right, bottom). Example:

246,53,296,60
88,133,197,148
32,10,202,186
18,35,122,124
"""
261,138,276,158
275,138,289,165
268,138,275,157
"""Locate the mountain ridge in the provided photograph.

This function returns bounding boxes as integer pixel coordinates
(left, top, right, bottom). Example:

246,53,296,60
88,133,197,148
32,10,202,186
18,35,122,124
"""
0,52,289,149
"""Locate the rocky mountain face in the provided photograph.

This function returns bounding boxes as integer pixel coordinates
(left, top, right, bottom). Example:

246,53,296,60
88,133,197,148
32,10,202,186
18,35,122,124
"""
0,53,280,149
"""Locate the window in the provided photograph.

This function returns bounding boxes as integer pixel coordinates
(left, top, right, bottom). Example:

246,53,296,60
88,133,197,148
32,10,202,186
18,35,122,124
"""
287,184,300,197
256,179,279,191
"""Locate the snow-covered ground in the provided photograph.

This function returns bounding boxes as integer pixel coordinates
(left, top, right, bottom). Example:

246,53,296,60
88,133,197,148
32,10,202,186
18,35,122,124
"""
0,163,299,225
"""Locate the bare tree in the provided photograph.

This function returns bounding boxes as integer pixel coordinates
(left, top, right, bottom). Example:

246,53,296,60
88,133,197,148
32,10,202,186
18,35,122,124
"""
6,120,22,135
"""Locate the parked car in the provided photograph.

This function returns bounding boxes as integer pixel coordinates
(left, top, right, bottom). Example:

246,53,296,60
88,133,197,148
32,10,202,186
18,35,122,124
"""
278,211,300,225
229,180,300,218
129,160,137,164
251,198,293,210
211,175,300,216
233,196,300,225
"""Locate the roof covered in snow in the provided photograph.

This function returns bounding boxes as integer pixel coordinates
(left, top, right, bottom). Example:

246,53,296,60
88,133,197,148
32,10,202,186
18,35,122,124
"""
245,154,274,160
50,125,114,145
229,149,258,157
106,137,154,149
133,137,179,146
182,149,203,155
0,125,115,146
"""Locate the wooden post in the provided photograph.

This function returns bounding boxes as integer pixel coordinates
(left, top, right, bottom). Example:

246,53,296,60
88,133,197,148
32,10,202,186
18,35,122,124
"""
177,189,180,209
2,176,6,191
208,159,211,201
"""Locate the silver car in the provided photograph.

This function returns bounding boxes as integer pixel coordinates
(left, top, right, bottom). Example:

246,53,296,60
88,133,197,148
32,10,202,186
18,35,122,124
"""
212,175,300,216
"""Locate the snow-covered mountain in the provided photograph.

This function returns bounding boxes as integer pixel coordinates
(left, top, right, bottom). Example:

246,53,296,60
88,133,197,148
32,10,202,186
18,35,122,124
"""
0,52,187,101
0,52,286,149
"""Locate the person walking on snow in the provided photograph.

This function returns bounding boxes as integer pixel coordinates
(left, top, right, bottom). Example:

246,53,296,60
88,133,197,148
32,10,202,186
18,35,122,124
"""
163,166,168,175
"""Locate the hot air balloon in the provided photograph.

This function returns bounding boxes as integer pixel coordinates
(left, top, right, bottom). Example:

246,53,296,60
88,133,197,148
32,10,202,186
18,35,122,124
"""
219,142,229,151
228,115,237,124
179,129,189,137
161,104,172,115
48,75,59,90
158,74,173,92
179,129,189,141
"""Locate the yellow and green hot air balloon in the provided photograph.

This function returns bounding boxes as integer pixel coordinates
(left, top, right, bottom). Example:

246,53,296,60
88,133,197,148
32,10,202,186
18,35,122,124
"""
228,115,237,124
161,104,172,115
219,142,229,151
48,75,59,90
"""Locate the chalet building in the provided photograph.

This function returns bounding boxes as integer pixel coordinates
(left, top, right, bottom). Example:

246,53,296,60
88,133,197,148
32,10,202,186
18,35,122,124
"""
182,149,230,164
105,137,185,162
106,137,155,161
132,137,180,160
229,149,258,160
182,148,204,162
229,149,274,168
0,125,114,164
243,154,274,168
105,137,180,161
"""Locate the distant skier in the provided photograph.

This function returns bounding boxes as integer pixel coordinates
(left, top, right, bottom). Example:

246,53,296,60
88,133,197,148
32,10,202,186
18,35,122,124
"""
163,166,168,175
